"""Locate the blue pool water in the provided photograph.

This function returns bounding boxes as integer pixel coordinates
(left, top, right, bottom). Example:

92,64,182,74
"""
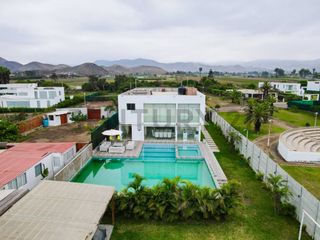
72,144,216,190
177,145,202,157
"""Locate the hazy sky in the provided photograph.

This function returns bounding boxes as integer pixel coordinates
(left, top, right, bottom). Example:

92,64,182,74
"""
1,0,320,65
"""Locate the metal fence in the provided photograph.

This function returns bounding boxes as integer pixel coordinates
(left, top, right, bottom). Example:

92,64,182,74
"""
211,110,320,239
91,113,119,148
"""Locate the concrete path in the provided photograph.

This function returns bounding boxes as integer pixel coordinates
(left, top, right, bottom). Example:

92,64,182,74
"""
202,126,219,152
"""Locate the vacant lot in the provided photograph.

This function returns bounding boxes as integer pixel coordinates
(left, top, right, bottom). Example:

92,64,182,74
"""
108,123,310,240
281,165,320,200
219,112,285,140
274,109,320,127
25,121,99,143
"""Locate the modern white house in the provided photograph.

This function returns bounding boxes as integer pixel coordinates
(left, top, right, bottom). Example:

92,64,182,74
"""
0,83,65,108
0,142,76,190
118,87,206,141
258,82,303,96
307,81,320,92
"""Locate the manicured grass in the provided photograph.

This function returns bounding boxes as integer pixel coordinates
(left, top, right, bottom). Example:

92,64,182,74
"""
219,112,285,140
109,123,310,240
274,109,320,127
281,165,320,199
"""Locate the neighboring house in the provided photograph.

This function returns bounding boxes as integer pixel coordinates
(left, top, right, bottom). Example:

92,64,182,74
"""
258,82,303,96
236,89,278,100
118,87,205,141
0,83,65,108
307,81,320,92
46,111,73,126
0,142,76,190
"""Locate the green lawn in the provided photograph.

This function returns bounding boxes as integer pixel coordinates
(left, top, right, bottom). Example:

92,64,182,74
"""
281,165,320,199
219,112,285,140
108,123,310,240
274,109,320,127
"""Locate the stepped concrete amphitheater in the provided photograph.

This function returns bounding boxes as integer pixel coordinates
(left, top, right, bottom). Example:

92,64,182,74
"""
278,127,320,162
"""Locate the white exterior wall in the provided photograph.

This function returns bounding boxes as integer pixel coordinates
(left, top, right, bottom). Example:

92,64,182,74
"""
278,140,320,162
307,81,320,92
258,82,302,96
0,84,65,108
118,89,206,141
3,145,76,190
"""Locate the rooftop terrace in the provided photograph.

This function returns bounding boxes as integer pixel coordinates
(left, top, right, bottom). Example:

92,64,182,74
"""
121,87,202,96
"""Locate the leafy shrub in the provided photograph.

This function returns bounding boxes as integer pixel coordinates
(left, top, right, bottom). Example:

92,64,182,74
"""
115,174,240,222
255,171,264,182
0,120,20,142
305,122,311,127
280,202,296,217
215,104,221,109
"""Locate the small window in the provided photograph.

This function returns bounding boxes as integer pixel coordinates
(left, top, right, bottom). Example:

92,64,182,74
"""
49,115,54,121
53,157,60,167
35,163,42,177
127,103,135,110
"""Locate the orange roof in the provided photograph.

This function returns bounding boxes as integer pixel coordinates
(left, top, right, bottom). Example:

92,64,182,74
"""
0,142,75,188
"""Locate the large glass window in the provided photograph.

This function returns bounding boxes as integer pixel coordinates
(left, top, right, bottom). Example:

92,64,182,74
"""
144,104,176,123
7,101,30,108
8,173,27,189
35,163,42,177
48,91,57,99
39,91,48,99
178,104,200,123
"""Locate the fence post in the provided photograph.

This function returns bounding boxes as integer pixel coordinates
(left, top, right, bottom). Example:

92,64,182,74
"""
314,202,320,237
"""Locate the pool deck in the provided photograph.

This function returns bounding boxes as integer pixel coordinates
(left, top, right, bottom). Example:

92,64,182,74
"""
94,141,144,158
199,142,227,186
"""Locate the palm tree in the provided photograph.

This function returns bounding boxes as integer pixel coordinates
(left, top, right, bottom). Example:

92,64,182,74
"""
260,81,272,99
267,174,292,213
199,67,203,79
244,99,272,132
228,89,242,104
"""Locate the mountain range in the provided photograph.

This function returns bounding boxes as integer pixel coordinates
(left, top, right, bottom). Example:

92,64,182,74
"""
1,57,320,76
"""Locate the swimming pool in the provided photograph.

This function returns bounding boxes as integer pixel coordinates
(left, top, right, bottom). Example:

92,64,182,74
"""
72,144,216,190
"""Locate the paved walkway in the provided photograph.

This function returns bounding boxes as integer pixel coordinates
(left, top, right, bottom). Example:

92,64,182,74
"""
202,126,219,152
199,142,227,186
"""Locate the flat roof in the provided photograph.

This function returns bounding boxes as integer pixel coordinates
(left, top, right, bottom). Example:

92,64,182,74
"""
0,180,115,240
0,142,75,188
121,87,202,96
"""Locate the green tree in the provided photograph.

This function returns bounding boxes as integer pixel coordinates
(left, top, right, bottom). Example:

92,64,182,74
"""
274,68,285,77
266,174,292,213
0,66,10,84
244,99,273,132
299,68,311,78
228,89,242,104
0,120,20,141
260,81,272,99
70,112,87,128
208,69,214,78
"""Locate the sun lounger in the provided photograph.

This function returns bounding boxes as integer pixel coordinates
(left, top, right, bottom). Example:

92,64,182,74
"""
99,141,111,152
109,146,125,154
126,141,135,150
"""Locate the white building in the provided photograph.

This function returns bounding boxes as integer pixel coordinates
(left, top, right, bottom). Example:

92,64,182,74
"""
0,142,76,190
46,110,73,126
0,83,65,108
118,87,206,142
307,81,320,92
258,82,303,96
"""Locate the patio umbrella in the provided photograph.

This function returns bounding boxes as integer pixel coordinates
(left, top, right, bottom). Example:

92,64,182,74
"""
102,129,122,136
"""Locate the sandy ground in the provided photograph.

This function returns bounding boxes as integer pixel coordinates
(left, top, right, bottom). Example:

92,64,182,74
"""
24,121,99,143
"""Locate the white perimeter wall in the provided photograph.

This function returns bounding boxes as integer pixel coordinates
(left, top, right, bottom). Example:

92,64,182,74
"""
278,140,320,162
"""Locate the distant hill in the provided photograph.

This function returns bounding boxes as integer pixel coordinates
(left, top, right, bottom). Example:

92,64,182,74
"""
18,61,69,72
1,56,320,75
104,64,167,75
95,58,266,73
0,57,23,72
58,63,108,76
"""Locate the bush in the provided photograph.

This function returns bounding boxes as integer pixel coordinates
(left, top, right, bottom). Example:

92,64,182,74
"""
215,104,221,109
0,120,20,142
305,122,311,127
115,174,241,222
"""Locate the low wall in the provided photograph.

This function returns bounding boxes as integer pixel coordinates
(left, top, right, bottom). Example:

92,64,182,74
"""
54,143,93,181
18,115,43,133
